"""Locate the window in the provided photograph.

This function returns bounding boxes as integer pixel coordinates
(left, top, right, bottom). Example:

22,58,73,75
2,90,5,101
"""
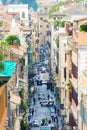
29,16,31,20
72,86,78,106
40,17,43,20
40,25,42,28
47,25,49,28
22,12,25,18
72,62,78,79
45,7,47,10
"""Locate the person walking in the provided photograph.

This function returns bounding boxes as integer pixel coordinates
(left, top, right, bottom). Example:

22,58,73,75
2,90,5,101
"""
33,97,36,105
54,105,57,113
31,108,34,116
28,126,31,130
48,94,50,100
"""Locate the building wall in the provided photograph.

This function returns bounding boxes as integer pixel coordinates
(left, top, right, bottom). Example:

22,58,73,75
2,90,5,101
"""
8,4,29,25
78,32,87,45
66,52,71,80
38,14,49,45
73,19,87,44
58,34,67,104
70,49,78,127
0,84,7,130
78,48,87,130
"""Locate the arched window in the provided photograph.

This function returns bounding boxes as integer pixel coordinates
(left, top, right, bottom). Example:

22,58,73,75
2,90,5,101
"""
22,12,25,18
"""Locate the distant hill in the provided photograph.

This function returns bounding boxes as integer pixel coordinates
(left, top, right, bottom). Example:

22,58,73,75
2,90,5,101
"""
1,0,38,11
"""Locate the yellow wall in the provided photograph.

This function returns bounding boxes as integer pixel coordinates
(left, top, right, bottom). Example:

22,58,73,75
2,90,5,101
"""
81,75,87,89
83,123,87,130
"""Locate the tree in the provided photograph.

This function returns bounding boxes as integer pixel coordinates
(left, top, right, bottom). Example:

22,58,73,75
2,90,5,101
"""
1,41,9,58
80,24,87,32
6,35,20,45
0,53,4,71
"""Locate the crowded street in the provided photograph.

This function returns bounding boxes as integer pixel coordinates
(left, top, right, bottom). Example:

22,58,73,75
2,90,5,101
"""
26,69,65,130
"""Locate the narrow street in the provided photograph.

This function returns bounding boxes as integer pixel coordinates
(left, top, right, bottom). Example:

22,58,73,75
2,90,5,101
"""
29,84,56,130
26,73,65,130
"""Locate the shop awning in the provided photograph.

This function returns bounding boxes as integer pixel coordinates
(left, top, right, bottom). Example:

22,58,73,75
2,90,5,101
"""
10,94,21,105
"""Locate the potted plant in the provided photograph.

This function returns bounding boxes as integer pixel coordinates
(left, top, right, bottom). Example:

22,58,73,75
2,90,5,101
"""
66,82,71,89
80,24,87,32
6,35,20,48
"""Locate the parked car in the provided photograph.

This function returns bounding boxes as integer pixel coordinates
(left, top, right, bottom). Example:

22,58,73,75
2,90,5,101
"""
48,101,54,107
29,120,40,127
39,98,47,104
37,80,42,85
41,100,48,107
38,93,45,97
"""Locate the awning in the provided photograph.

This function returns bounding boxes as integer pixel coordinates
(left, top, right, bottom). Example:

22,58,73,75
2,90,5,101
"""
10,94,21,105
14,119,20,130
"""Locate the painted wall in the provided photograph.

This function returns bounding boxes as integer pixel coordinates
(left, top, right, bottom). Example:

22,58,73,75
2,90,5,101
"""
0,84,7,130
8,4,29,25
78,48,87,130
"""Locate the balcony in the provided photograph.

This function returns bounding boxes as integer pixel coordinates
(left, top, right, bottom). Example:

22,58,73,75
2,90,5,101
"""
64,44,72,54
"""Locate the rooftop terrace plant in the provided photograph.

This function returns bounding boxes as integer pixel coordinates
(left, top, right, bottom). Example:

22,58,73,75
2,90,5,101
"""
80,24,87,32
0,53,4,71
6,35,20,46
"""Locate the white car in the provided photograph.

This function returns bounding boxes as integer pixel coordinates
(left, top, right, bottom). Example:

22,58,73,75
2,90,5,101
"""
29,120,40,127
33,75,40,81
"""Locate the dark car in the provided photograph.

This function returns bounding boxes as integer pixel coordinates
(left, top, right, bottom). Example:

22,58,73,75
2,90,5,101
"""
39,98,47,104
41,100,48,107
37,80,42,85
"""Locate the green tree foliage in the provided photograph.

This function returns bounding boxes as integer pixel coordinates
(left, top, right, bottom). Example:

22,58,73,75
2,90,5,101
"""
60,20,68,27
0,22,3,27
0,53,4,61
21,120,28,130
19,88,24,98
54,20,59,28
49,5,57,15
66,82,71,89
6,35,20,45
1,41,9,58
76,0,83,3
0,53,4,71
20,100,28,112
0,42,9,71
49,4,59,16
0,60,4,71
56,39,59,48
58,1,64,6
80,24,87,32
